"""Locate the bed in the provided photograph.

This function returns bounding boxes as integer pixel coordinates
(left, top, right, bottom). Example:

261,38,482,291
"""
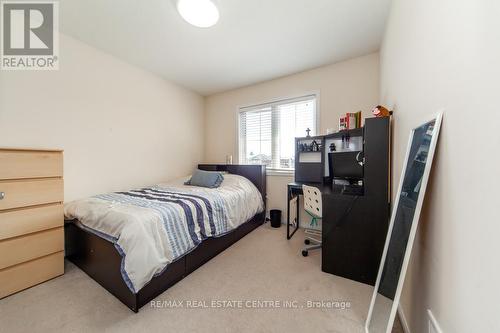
64,164,266,312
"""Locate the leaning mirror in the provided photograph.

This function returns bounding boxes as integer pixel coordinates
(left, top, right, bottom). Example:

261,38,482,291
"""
365,113,443,333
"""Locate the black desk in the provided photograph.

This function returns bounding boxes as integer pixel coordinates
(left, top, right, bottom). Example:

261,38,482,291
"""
287,181,387,286
286,117,391,286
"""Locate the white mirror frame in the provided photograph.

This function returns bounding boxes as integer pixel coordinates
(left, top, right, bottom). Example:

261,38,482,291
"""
365,112,443,333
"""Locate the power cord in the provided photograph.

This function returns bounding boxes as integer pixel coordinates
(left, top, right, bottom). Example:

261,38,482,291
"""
335,195,360,228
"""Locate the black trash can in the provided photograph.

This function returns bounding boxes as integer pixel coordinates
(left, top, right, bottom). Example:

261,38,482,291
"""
270,209,282,228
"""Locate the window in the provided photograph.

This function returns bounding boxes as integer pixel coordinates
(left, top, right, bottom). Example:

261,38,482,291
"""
238,94,318,171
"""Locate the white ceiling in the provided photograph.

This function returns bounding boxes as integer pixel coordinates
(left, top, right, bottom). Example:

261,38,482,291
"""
60,0,391,96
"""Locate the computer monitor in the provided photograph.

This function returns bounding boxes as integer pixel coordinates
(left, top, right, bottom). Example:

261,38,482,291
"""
328,152,364,181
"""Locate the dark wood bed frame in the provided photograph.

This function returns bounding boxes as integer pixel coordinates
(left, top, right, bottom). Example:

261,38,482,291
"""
64,164,266,312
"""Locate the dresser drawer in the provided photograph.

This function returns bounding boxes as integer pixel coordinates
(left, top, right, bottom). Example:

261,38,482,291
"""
0,179,63,211
0,227,63,269
0,204,63,240
0,251,64,298
0,150,63,180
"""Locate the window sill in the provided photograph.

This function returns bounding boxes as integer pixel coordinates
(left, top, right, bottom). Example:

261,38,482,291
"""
266,169,294,177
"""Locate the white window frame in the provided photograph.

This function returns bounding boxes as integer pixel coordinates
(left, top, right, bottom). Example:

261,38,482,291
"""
236,92,320,176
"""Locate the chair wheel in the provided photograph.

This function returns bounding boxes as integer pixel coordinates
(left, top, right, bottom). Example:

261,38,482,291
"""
302,250,308,257
304,239,310,245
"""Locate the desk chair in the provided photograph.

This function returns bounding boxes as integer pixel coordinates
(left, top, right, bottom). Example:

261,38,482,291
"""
302,184,322,257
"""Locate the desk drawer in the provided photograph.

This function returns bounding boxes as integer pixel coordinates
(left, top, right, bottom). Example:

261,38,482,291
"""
0,179,63,211
0,150,63,180
0,227,63,269
0,251,64,298
0,204,63,240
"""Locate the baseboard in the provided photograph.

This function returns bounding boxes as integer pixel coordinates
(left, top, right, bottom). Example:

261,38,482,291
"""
398,303,411,333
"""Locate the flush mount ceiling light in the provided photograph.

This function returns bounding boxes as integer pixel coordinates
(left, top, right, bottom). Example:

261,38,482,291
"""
177,0,220,28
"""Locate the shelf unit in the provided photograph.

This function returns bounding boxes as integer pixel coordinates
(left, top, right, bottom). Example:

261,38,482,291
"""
294,136,324,183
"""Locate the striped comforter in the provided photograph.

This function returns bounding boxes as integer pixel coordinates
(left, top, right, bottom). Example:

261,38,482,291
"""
64,174,263,293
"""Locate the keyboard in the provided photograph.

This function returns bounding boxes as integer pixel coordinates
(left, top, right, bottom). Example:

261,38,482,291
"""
341,185,364,196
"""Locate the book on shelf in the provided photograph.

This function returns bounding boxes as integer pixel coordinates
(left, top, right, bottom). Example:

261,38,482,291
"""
339,111,362,130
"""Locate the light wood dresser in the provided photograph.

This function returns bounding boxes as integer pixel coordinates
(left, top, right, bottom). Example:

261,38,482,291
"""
0,148,64,298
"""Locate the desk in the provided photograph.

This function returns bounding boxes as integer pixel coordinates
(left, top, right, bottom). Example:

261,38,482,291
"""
286,117,391,286
287,181,387,285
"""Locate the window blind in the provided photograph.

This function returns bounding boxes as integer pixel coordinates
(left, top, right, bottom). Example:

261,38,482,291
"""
239,95,317,170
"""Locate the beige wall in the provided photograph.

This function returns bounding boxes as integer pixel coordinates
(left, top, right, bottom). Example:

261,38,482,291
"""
0,34,205,201
204,53,380,218
381,0,500,332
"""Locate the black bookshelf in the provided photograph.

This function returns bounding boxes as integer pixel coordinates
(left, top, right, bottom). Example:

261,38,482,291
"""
294,136,325,183
291,117,392,285
323,117,391,285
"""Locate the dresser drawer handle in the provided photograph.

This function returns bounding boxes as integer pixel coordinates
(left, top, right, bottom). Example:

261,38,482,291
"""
0,192,4,200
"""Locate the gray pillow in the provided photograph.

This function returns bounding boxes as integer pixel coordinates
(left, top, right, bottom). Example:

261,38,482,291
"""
184,169,224,188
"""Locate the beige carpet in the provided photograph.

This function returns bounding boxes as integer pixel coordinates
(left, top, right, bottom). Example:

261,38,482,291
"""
0,224,404,333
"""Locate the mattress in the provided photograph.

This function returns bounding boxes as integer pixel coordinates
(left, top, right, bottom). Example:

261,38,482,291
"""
64,174,264,293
